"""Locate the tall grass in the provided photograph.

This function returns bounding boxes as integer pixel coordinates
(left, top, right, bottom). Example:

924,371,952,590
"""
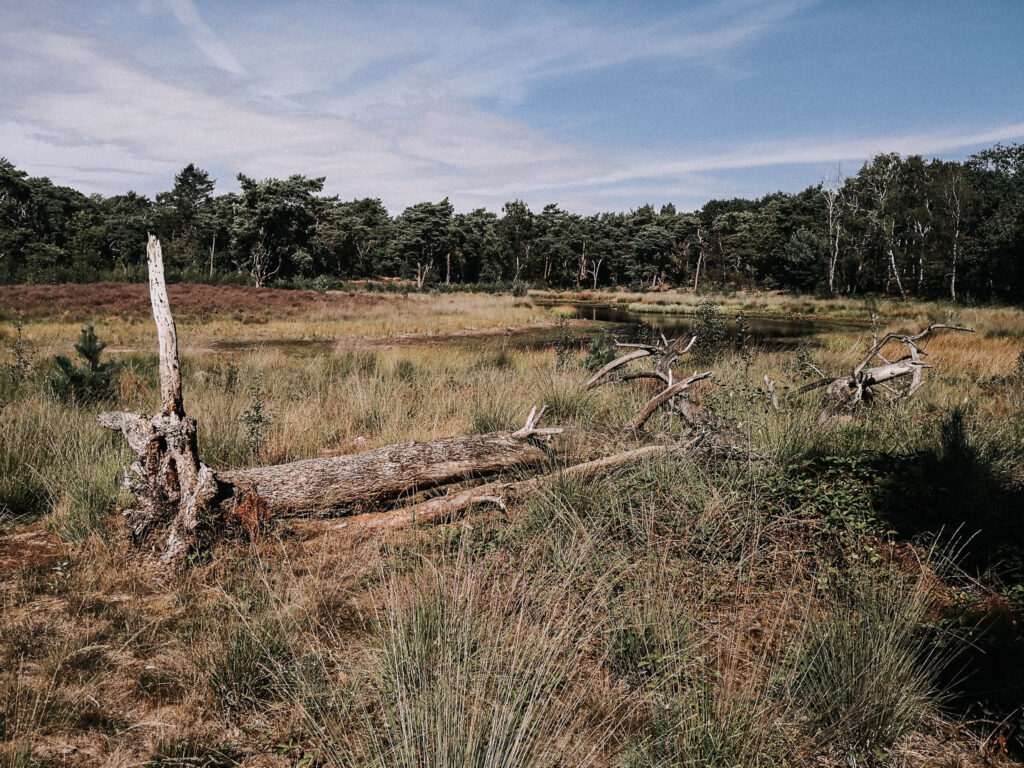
789,572,947,752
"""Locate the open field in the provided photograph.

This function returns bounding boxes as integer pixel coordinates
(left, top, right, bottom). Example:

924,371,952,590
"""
2,287,1023,767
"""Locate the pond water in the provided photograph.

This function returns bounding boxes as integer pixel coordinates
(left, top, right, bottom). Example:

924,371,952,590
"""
549,303,864,350
201,303,864,355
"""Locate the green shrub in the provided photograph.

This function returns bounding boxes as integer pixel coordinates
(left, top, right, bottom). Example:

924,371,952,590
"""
691,299,729,365
4,320,34,392
584,331,618,372
238,376,272,461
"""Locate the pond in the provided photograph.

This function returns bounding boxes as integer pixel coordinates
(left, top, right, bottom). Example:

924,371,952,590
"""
547,303,865,350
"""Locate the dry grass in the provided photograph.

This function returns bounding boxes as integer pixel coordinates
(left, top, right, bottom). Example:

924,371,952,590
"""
1,292,1022,766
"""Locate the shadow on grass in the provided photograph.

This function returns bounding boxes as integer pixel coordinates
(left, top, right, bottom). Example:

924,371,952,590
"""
870,408,1024,751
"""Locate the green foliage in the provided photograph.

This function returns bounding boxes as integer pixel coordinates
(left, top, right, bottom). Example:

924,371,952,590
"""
5,321,33,391
238,375,272,461
584,330,618,371
552,318,579,370
773,455,890,541
690,299,729,364
45,326,118,403
779,227,828,292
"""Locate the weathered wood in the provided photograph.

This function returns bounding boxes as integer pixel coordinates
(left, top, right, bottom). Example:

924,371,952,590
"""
148,235,183,416
585,334,697,390
217,429,587,517
326,443,680,533
585,348,653,389
626,371,713,430
815,322,974,423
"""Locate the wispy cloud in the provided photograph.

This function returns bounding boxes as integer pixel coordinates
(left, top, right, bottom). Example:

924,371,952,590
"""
1,1,1019,214
163,0,246,76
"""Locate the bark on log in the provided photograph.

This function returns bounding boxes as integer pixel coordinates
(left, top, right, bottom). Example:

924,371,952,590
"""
216,429,587,517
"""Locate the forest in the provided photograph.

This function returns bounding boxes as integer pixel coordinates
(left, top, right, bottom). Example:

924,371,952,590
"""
2,141,1022,302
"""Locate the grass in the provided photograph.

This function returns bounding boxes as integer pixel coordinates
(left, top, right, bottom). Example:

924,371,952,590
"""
0,289,1022,766
790,572,946,753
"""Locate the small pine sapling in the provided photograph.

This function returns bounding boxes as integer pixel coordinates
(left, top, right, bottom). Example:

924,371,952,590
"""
47,326,119,403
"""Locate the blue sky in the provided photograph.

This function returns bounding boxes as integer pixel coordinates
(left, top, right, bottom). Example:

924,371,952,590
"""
1,0,1021,213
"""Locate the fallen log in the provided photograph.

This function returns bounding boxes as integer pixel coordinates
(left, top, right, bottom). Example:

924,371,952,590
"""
216,429,584,517
325,441,698,534
100,237,617,566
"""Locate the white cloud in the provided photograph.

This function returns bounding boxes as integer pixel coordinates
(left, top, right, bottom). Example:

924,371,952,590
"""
163,0,246,76
1,1,1019,214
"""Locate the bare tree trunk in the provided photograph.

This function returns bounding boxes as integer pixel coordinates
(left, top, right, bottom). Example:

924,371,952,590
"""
100,236,223,565
693,226,706,292
587,257,603,290
821,168,843,294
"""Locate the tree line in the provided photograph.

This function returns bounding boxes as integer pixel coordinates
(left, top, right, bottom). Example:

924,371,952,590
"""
1,142,1021,301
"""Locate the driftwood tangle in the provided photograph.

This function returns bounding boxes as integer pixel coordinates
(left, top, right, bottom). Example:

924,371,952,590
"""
102,238,691,567
586,332,712,428
796,322,974,423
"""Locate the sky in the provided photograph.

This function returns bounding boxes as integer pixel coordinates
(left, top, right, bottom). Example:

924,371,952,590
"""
1,0,1022,214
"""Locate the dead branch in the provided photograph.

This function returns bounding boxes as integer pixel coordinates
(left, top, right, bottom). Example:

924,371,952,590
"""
626,371,714,430
816,322,974,424
763,375,779,411
586,334,696,390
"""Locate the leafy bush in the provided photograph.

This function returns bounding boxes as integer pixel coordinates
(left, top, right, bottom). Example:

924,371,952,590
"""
690,299,729,364
5,321,34,392
584,330,618,371
238,375,272,461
